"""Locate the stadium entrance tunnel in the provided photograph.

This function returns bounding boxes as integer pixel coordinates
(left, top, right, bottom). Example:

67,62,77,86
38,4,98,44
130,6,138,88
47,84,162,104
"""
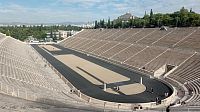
32,44,174,104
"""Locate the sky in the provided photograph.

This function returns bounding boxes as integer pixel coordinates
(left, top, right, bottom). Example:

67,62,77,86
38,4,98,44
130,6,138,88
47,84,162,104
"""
0,0,200,23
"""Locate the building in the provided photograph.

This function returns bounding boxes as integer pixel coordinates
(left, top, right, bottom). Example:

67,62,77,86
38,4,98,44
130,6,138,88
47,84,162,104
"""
46,30,79,41
46,32,60,40
118,12,136,22
25,36,39,43
58,30,78,38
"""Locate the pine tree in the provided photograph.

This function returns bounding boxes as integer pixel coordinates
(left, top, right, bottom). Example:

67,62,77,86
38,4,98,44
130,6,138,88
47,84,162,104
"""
150,9,154,25
102,19,105,28
107,17,111,28
94,20,98,29
50,28,53,39
111,21,114,28
190,8,192,13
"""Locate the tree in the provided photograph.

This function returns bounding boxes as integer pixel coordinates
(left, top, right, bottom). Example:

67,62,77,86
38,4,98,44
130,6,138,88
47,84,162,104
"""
128,19,133,28
150,9,154,26
134,18,144,28
143,13,150,27
179,7,189,26
113,19,122,28
99,19,105,28
0,25,81,41
111,21,114,28
162,14,172,26
50,28,53,39
190,8,193,13
107,17,111,28
94,20,98,29
94,7,200,28
153,13,163,27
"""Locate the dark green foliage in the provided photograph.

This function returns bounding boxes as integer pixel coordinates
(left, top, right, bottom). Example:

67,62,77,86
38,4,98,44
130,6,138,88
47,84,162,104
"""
100,19,105,28
94,20,98,29
0,25,82,41
149,9,154,25
107,18,111,28
95,7,200,29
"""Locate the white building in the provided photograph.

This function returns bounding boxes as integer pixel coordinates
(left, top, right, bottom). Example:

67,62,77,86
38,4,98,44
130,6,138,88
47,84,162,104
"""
46,30,79,40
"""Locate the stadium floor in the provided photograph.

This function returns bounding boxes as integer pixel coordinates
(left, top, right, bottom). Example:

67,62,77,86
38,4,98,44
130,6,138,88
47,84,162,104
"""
32,44,173,103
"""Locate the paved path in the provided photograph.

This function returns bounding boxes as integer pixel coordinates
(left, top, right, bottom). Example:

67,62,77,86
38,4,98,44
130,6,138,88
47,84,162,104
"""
32,44,173,103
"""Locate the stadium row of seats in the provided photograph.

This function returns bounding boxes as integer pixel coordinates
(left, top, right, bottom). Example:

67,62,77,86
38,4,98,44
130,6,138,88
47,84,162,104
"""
59,27,200,109
0,36,86,107
169,53,200,84
167,53,200,107
59,28,197,74
63,27,199,51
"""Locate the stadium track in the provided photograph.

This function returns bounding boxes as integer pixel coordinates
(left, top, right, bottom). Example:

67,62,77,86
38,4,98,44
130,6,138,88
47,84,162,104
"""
32,44,173,103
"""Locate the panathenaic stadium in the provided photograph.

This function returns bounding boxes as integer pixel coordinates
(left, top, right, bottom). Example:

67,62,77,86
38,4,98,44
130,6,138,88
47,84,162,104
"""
1,27,200,112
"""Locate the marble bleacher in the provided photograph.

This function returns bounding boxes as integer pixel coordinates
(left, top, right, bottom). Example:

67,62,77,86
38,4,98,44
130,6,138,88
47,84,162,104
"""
144,49,193,72
58,27,200,108
59,28,199,73
168,53,200,84
137,28,173,45
123,28,156,43
174,27,200,52
153,27,195,47
100,43,130,58
111,43,146,62
114,28,141,42
0,36,85,106
104,29,129,41
79,39,100,51
166,53,200,106
84,40,109,52
124,46,166,69
91,41,118,56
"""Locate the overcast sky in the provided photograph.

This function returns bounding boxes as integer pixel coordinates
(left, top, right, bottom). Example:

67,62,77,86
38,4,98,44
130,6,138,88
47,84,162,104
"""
0,0,199,23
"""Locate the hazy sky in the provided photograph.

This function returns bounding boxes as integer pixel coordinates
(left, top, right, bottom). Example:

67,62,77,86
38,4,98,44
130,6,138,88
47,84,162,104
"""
0,0,199,23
